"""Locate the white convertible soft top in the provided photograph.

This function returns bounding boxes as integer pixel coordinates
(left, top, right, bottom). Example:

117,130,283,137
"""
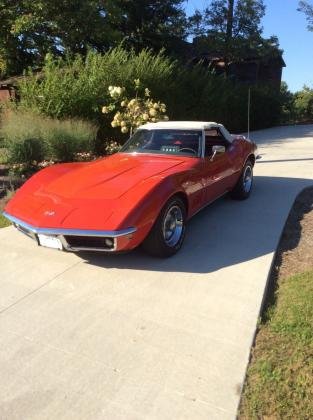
138,121,234,142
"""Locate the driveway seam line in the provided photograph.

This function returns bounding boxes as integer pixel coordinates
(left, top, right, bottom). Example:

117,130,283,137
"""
0,260,83,316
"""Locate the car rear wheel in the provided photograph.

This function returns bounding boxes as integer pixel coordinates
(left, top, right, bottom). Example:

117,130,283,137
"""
230,160,254,200
142,196,186,258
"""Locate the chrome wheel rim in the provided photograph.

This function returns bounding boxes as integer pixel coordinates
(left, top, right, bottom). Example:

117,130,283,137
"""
162,205,184,247
243,165,253,193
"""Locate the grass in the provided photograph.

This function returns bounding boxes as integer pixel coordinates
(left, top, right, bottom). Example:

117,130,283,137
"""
0,189,14,228
0,147,7,164
1,111,97,164
0,213,10,228
239,270,313,419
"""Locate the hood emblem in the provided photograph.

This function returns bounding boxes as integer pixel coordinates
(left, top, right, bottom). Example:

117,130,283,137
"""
44,210,55,216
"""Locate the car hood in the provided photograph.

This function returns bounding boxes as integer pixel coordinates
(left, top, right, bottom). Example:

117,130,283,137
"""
5,153,186,229
43,153,185,199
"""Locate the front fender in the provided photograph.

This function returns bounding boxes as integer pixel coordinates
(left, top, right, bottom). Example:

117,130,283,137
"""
105,175,187,247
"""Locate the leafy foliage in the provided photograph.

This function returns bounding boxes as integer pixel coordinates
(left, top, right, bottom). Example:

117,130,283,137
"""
18,48,175,121
110,0,187,53
279,82,296,123
188,0,282,61
189,0,266,39
298,1,313,31
294,85,313,121
0,0,187,78
16,47,285,137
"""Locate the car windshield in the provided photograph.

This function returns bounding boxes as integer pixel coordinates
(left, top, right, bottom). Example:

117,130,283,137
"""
120,129,202,157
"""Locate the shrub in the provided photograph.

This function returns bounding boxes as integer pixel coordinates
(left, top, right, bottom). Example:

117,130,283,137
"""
1,111,98,166
1,112,46,166
17,46,286,136
18,48,175,122
7,137,45,166
45,118,97,162
294,85,313,122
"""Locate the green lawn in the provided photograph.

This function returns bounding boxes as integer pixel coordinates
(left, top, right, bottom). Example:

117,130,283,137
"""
239,270,313,419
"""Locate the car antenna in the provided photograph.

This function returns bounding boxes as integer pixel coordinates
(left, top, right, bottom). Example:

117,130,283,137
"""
247,87,251,139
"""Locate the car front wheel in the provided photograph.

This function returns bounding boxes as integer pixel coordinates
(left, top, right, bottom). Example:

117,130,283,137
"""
142,196,186,258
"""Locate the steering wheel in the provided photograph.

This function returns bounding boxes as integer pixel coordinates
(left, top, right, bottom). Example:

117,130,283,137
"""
179,147,197,155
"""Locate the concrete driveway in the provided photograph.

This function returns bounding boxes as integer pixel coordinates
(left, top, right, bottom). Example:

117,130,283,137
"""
0,125,313,420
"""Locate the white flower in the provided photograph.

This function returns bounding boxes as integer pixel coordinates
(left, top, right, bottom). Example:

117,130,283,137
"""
121,126,128,134
102,106,109,114
109,86,124,98
128,99,137,107
149,108,157,117
160,103,167,113
142,113,149,121
111,121,118,128
145,88,150,97
114,112,121,121
115,87,123,96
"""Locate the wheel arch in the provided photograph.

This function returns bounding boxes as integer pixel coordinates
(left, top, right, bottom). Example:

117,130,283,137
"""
171,191,189,216
246,153,256,166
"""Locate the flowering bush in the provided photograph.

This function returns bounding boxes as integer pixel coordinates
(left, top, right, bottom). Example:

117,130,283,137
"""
102,79,169,134
105,140,121,155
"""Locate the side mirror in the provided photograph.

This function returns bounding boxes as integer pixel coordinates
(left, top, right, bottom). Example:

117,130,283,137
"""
211,145,225,161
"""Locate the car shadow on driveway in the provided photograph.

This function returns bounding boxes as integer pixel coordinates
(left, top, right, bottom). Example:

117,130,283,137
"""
80,176,313,274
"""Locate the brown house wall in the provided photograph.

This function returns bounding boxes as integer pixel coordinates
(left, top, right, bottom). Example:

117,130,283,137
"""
0,88,11,101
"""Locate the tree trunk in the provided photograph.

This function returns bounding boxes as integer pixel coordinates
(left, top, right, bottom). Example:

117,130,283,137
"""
226,0,234,57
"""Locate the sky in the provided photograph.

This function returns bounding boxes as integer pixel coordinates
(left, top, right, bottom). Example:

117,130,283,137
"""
184,0,312,92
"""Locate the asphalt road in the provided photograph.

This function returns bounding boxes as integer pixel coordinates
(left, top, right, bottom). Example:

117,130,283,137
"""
0,125,313,420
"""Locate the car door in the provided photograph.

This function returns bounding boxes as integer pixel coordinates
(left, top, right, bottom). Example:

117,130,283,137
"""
201,127,237,203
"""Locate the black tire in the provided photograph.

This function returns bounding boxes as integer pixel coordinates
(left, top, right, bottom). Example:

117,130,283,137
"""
230,160,254,200
142,196,187,258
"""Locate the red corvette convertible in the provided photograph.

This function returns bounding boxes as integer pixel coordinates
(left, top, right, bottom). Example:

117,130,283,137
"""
3,121,257,257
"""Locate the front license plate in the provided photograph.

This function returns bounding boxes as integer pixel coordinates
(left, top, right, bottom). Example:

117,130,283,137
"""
38,234,63,250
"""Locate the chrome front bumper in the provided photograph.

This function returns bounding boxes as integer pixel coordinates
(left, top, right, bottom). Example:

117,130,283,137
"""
2,212,137,252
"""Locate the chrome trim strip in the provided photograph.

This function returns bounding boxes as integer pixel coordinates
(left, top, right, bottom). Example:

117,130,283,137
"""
2,211,137,238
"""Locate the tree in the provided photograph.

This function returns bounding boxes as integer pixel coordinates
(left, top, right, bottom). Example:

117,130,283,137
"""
189,0,266,59
279,82,296,123
111,0,188,53
0,0,188,78
298,1,313,30
294,85,313,120
226,0,235,46
0,0,123,77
